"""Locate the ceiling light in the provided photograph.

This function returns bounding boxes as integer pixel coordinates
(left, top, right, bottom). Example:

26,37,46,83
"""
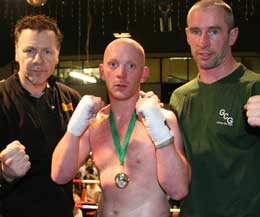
169,57,192,61
113,32,131,38
69,71,97,83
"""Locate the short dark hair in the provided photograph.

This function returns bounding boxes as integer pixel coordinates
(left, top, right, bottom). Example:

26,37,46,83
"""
14,14,63,49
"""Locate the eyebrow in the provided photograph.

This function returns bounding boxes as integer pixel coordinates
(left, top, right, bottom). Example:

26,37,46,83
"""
189,25,222,31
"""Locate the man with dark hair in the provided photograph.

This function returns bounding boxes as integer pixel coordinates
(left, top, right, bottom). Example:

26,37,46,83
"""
0,15,81,217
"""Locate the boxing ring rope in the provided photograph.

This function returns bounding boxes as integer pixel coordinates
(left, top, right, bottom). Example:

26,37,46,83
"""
73,179,100,184
75,203,180,213
73,179,180,213
75,203,98,210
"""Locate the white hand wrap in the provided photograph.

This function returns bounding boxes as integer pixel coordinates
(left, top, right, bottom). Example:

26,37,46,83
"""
137,98,174,149
67,95,95,136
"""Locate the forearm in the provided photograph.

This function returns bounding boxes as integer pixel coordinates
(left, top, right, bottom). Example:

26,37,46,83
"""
136,97,191,198
52,95,103,184
51,132,81,184
156,145,191,200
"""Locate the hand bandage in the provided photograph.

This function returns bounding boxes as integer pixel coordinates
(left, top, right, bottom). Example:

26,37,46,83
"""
67,95,96,136
137,98,174,149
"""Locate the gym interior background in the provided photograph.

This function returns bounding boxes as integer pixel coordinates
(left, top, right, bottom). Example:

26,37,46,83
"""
0,1,259,215
0,0,259,105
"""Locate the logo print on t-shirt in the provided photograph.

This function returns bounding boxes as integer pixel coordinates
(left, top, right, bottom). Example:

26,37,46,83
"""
216,109,233,126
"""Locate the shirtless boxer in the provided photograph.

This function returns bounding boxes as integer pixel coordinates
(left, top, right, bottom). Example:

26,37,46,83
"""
52,38,191,217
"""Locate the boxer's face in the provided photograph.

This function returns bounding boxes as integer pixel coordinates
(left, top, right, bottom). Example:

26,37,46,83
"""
100,40,146,101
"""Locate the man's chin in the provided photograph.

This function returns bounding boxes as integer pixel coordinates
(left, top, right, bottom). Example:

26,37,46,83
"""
111,93,130,101
25,76,47,86
198,60,215,70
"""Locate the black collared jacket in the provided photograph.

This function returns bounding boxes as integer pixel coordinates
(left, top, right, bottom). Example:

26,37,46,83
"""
0,74,81,217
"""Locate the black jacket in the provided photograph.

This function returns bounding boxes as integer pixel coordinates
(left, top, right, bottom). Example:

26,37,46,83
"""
0,74,81,217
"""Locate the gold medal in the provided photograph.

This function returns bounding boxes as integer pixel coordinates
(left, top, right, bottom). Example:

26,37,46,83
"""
110,110,136,190
115,173,129,189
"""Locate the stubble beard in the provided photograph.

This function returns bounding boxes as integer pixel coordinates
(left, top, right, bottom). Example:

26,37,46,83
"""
195,46,228,71
24,71,48,86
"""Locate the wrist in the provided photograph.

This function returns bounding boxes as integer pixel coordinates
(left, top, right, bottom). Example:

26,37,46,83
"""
155,136,174,149
67,95,95,136
0,162,15,183
67,119,90,136
2,172,15,183
150,120,173,148
0,163,19,195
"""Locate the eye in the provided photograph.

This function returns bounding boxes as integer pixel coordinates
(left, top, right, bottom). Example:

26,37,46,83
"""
190,28,201,36
208,28,220,36
23,47,34,54
126,63,136,71
108,61,118,69
44,49,53,55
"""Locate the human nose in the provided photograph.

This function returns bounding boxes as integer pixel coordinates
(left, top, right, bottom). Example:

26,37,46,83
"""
116,64,127,78
198,32,210,48
32,52,43,64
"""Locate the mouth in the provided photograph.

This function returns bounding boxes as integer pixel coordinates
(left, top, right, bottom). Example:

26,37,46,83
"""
197,52,212,60
30,64,47,72
114,83,128,90
30,68,47,73
116,83,127,87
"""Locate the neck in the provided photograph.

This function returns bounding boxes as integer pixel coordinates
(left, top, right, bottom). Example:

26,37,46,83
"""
199,57,239,84
109,95,139,118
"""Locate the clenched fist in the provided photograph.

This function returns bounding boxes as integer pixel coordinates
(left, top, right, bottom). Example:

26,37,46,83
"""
0,141,31,182
244,95,260,127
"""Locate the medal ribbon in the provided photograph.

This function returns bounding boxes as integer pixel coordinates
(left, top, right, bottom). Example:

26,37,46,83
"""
109,110,136,166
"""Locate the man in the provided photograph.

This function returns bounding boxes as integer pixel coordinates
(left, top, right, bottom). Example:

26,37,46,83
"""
169,0,260,216
0,15,81,217
52,38,191,217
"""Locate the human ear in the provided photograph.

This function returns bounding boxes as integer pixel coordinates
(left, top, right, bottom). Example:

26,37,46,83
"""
140,66,150,83
229,27,239,46
99,64,105,81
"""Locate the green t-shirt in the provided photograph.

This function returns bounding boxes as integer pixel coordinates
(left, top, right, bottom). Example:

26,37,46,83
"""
170,64,260,217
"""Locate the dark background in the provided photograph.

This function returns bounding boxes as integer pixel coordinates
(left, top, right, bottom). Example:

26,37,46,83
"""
0,0,259,67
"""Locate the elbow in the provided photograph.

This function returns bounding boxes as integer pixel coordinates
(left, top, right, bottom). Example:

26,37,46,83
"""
51,163,73,185
172,167,191,200
171,184,189,200
160,179,189,201
162,177,189,200
51,172,61,184
164,173,191,200
51,169,72,185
